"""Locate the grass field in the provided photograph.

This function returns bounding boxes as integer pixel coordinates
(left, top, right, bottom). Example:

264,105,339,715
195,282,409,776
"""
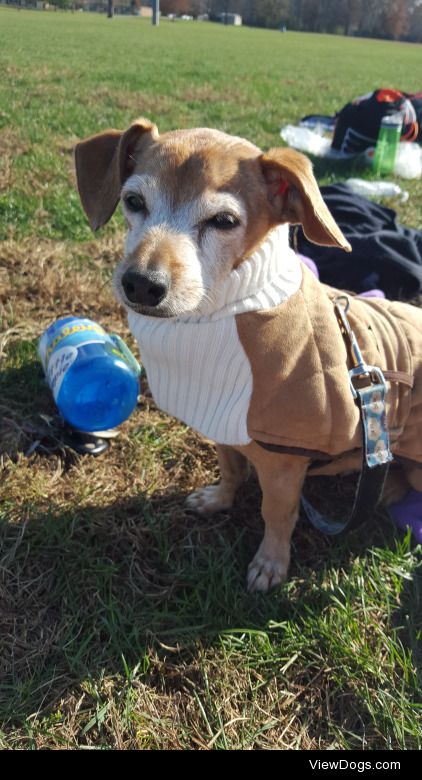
0,7,421,750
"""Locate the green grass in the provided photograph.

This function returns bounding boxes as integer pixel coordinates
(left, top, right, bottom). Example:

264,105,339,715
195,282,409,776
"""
1,8,422,239
0,8,421,750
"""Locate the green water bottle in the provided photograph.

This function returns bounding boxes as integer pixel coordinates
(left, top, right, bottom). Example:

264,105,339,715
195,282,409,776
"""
372,112,403,175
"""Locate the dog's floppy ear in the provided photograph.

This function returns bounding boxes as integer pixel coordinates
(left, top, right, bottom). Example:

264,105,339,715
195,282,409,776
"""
260,147,351,251
74,118,158,231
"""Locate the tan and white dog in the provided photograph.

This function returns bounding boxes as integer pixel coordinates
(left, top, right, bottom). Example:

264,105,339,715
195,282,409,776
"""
75,119,422,592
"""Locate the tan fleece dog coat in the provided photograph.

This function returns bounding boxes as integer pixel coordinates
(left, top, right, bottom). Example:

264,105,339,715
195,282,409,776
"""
237,264,422,466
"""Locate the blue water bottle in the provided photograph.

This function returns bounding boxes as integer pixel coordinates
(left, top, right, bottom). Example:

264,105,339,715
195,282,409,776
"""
38,316,140,432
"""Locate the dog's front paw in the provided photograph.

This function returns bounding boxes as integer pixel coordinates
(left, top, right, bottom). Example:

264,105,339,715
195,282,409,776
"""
247,552,287,593
185,485,233,515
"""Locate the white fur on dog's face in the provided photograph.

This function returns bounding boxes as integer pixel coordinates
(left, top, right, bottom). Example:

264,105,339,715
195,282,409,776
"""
112,128,272,319
113,173,247,317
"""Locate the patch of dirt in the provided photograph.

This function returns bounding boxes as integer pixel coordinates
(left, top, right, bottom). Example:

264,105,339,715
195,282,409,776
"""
0,234,127,339
0,129,30,193
83,86,175,117
176,83,223,103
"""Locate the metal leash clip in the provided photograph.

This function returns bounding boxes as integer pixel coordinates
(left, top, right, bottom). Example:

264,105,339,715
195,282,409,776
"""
334,295,393,469
334,296,387,397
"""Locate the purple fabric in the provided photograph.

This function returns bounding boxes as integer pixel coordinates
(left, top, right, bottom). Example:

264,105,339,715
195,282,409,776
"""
358,289,386,299
299,254,319,278
389,489,422,543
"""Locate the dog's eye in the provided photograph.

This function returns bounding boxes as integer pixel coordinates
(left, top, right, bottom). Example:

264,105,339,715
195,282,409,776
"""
206,213,240,230
124,193,146,213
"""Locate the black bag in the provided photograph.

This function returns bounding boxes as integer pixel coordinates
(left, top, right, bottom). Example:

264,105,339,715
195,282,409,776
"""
331,89,422,155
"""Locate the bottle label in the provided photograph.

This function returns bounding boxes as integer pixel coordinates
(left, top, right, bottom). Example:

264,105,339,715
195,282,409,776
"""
39,318,107,371
46,345,78,400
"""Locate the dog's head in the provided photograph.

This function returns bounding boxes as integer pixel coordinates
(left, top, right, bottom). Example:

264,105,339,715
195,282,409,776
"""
75,118,350,318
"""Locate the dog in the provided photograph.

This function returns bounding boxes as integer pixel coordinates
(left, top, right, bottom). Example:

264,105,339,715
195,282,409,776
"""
74,118,422,592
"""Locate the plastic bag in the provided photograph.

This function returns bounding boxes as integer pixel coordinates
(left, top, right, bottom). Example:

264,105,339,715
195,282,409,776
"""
280,125,331,157
394,142,422,179
345,178,409,202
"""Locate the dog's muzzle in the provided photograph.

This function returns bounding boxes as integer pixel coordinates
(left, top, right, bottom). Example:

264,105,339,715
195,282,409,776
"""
121,267,170,308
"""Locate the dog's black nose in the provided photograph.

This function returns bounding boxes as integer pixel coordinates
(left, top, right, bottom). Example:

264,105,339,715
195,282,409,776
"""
122,268,169,307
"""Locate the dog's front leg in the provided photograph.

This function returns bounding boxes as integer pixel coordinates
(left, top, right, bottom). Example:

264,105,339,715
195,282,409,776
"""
244,444,309,593
185,444,250,515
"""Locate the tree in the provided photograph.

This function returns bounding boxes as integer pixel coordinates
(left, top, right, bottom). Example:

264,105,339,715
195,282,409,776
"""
161,0,191,13
342,0,364,35
244,0,289,28
383,0,409,38
407,0,422,41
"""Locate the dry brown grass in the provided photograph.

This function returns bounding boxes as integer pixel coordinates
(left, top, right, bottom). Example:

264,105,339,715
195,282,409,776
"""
0,129,29,194
0,235,124,335
83,86,176,117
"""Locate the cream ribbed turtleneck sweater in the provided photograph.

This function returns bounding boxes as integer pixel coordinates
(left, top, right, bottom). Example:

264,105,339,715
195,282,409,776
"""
128,224,302,446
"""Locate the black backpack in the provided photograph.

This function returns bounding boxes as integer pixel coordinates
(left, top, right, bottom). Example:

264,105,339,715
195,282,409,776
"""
331,89,422,155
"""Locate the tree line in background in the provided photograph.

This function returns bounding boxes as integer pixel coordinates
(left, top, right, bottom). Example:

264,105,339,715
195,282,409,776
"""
161,0,422,41
21,0,422,42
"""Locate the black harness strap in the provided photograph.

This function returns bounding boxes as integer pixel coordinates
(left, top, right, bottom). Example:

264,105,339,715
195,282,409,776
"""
301,382,391,535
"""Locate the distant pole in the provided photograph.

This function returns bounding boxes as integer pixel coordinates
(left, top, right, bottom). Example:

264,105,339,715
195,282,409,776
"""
152,0,159,25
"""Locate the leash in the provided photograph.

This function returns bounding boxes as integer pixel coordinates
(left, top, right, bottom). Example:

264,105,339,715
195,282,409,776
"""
301,295,393,535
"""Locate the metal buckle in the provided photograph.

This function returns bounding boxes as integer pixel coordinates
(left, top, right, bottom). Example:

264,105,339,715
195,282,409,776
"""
334,296,388,397
334,295,392,469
